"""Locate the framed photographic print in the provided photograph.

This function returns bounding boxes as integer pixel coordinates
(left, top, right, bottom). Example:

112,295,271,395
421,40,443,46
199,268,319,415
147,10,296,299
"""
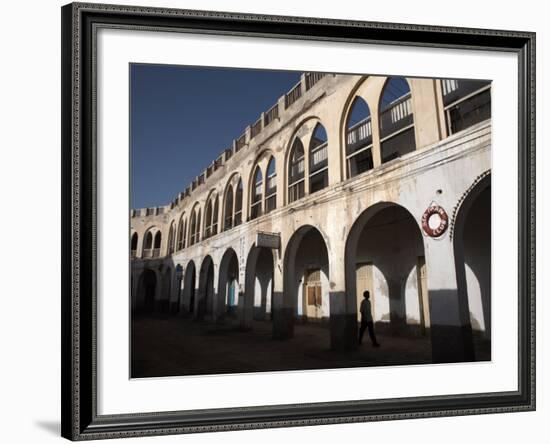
61,2,536,440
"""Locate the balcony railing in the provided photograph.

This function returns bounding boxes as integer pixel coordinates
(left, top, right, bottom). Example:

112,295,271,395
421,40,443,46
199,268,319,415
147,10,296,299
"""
264,103,279,127
143,249,152,258
347,117,373,153
380,93,413,138
290,157,305,179
266,174,276,190
251,118,262,139
285,81,302,109
156,72,329,207
236,133,246,151
152,248,160,258
310,142,328,171
305,72,326,90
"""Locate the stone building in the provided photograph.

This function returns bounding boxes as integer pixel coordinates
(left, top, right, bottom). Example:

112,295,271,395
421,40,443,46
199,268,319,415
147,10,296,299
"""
130,72,491,363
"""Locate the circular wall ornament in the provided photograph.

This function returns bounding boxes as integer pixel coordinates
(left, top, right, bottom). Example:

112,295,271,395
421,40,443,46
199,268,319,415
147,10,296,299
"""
421,204,449,237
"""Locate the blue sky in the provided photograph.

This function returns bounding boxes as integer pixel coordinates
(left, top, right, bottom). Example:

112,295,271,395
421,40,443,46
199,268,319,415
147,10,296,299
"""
130,64,302,209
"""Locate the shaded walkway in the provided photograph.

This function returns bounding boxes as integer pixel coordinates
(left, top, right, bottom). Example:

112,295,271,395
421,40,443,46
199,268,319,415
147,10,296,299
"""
129,315,471,378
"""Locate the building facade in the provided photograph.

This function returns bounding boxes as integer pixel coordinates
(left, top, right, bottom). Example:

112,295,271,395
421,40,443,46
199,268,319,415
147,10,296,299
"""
130,72,491,363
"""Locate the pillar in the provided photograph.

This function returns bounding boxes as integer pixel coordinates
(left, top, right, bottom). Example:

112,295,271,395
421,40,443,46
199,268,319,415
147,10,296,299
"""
328,246,358,351
424,237,475,363
271,249,291,339
409,78,444,149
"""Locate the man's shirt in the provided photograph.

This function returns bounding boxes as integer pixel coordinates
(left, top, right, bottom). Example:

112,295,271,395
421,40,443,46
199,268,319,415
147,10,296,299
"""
360,298,373,322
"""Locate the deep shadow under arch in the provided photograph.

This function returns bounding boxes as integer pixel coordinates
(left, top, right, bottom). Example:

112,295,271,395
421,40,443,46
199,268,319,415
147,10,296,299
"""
453,174,491,353
280,225,330,347
217,248,239,321
182,261,196,314
345,202,426,342
244,244,275,330
198,256,215,320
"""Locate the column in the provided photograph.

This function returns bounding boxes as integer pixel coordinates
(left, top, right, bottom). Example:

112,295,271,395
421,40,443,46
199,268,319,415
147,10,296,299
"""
271,249,292,340
409,78,444,149
328,246,358,351
424,237,475,363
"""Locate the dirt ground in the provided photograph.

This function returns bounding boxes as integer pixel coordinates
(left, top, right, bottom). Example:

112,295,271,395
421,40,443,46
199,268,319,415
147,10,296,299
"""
130,314,491,378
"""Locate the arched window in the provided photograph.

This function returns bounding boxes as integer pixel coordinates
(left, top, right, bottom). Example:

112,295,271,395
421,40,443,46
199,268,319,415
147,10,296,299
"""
288,138,305,203
153,231,162,257
167,221,175,254
131,232,138,258
379,77,415,163
250,166,263,220
204,194,219,239
346,97,373,178
182,218,187,248
224,184,234,231
265,156,277,213
176,214,186,250
204,199,213,239
441,79,491,135
234,180,243,226
143,231,153,257
196,209,201,243
212,196,219,235
189,206,199,246
309,123,329,194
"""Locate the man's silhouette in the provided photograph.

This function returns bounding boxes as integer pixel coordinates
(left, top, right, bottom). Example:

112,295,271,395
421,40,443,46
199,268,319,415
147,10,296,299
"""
358,290,380,347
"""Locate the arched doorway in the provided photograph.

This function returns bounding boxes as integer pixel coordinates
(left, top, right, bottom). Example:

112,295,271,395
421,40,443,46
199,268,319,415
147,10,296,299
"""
217,248,239,320
138,269,157,313
345,203,427,341
245,245,275,325
183,261,196,314
160,267,172,313
282,226,330,345
131,232,138,258
198,256,215,320
172,264,183,314
454,175,491,355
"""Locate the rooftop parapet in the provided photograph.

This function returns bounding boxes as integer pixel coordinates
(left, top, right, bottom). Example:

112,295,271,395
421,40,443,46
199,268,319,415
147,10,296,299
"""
131,71,330,215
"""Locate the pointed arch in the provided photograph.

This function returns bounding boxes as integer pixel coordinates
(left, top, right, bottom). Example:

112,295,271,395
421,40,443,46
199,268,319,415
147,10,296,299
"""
176,212,187,250
204,199,213,238
188,203,201,246
224,183,234,231
142,228,154,258
212,195,219,235
250,165,263,220
308,123,329,194
153,231,162,257
167,220,176,254
345,96,374,178
204,191,220,239
288,137,305,203
131,232,138,258
265,156,277,213
234,179,243,226
379,76,415,163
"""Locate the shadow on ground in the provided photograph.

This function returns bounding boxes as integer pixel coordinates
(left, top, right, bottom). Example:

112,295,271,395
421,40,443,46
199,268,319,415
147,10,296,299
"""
130,314,471,378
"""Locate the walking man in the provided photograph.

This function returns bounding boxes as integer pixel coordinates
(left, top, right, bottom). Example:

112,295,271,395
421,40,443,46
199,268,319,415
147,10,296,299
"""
358,290,380,347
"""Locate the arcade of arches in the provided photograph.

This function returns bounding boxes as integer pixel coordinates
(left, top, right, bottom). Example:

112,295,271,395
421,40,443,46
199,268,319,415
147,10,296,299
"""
133,176,491,365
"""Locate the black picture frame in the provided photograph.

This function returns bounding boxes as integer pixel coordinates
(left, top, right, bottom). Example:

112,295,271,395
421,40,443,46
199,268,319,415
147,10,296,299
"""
61,2,536,440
